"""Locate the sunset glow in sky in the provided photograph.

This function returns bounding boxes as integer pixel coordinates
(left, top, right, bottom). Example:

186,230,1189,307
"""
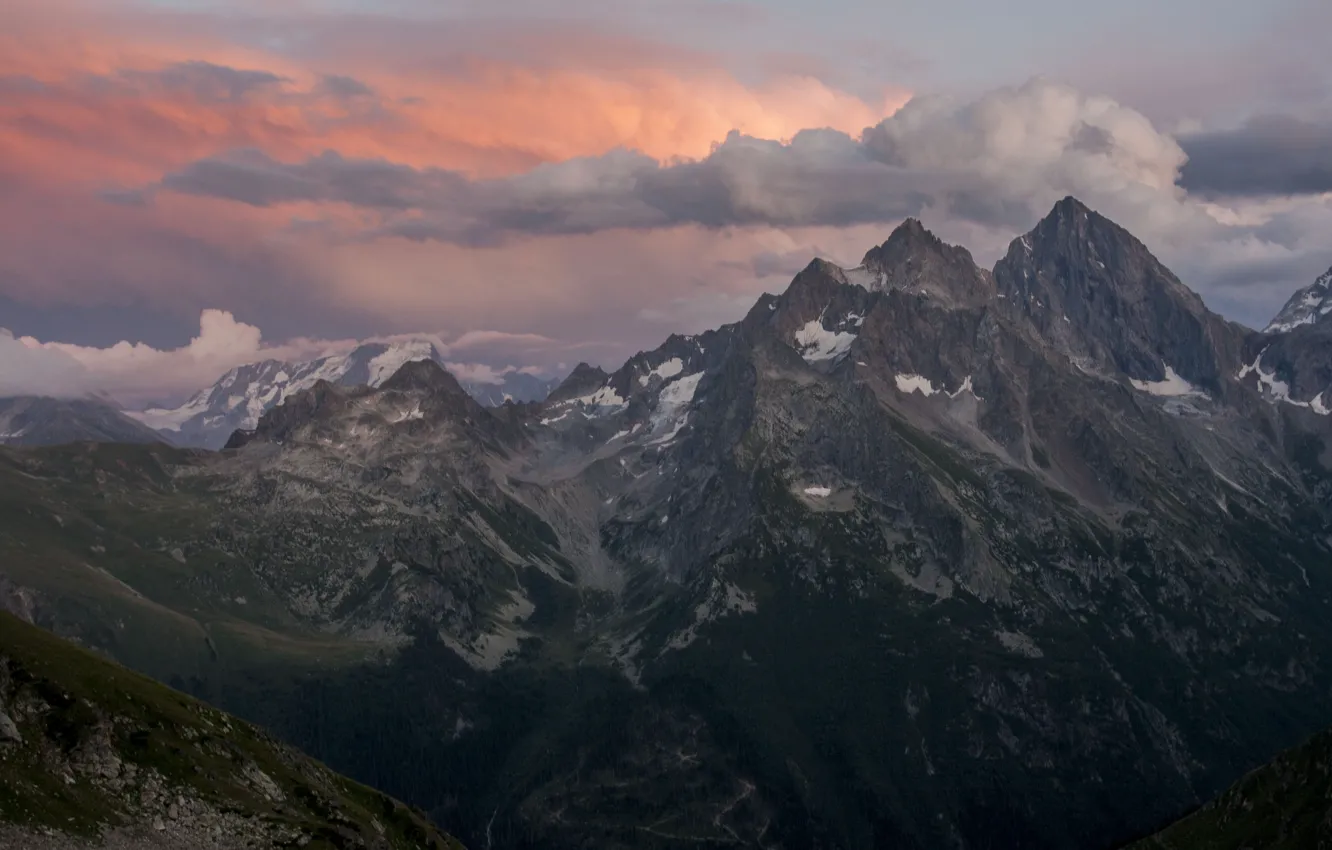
2,0,1331,404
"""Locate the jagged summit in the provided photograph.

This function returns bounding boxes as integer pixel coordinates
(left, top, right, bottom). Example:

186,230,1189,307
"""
379,358,469,396
994,196,1238,390
1047,194,1094,221
868,217,942,256
858,216,990,305
547,362,611,403
8,194,1332,850
1265,265,1332,334
1020,196,1151,262
126,338,560,449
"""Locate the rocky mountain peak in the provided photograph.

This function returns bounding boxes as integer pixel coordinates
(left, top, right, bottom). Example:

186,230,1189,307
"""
548,362,611,403
126,340,561,449
859,217,991,305
1021,195,1147,265
1265,265,1332,334
867,217,939,257
1046,193,1093,223
378,358,468,397
747,258,859,333
993,196,1237,390
223,379,353,448
1240,264,1332,415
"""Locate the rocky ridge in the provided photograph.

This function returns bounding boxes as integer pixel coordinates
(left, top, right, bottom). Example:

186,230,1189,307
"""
0,197,1330,849
126,339,560,449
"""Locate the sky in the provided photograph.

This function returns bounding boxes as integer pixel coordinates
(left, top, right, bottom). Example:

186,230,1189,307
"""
2,0,1331,406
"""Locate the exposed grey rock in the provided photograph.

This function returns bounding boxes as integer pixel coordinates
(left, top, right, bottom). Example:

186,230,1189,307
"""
1265,266,1332,334
993,195,1248,395
3,196,1332,850
124,339,562,449
0,709,20,744
1242,266,1332,420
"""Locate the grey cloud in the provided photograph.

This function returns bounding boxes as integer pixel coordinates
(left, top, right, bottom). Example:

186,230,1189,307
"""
318,74,376,99
724,248,822,280
98,187,153,207
147,77,1332,333
163,149,467,209
124,61,288,102
1179,116,1332,197
159,133,960,244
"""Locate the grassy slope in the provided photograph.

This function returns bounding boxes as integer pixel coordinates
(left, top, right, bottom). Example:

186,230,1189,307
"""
1124,725,1332,850
0,611,464,849
0,445,383,683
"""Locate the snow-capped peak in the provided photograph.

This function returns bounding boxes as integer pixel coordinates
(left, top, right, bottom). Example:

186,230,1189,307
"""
1264,267,1332,334
125,339,560,448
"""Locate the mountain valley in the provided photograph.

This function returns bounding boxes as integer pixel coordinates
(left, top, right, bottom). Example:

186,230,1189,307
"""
2,197,1332,848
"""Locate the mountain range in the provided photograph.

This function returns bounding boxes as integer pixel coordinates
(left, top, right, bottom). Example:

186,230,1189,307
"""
0,396,168,448
124,340,562,449
2,196,1331,849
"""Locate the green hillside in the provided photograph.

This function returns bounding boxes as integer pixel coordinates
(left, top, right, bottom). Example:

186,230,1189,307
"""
0,611,463,849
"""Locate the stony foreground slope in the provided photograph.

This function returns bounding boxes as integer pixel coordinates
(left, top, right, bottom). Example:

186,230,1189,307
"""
0,612,462,850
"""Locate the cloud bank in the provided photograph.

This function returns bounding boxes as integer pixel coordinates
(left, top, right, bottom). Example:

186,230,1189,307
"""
1179,116,1332,197
0,330,95,399
3,0,1332,405
10,311,572,407
155,80,1188,242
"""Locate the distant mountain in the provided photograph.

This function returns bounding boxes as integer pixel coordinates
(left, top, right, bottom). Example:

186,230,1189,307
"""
463,370,562,407
1126,724,1332,849
0,611,463,849
126,339,561,449
1237,264,1332,417
2,197,1332,849
0,396,168,447
1265,266,1332,334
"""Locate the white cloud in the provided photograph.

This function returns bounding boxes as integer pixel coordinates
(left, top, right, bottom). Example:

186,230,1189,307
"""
0,329,96,399
10,310,573,406
443,362,513,385
23,310,323,406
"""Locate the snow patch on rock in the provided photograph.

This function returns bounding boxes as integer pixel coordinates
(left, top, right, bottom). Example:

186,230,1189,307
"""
552,382,629,417
390,402,425,423
895,374,937,396
367,340,435,386
639,357,685,386
1238,349,1330,415
949,375,982,402
1265,268,1332,334
648,372,703,445
1130,364,1205,398
794,319,857,363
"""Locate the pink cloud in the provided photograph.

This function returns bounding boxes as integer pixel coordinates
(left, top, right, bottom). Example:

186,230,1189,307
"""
0,0,909,375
